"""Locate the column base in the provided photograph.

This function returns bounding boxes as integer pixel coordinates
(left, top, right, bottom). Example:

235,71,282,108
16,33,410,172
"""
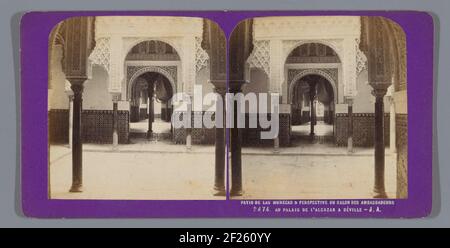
373,189,388,198
213,186,226,196
273,138,280,153
186,132,192,150
112,132,119,150
146,131,153,139
230,188,243,197
347,137,353,154
69,184,83,193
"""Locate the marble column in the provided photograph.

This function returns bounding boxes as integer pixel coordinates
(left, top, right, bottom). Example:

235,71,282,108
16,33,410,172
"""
347,98,354,153
229,83,243,196
186,100,192,151
389,96,396,153
147,83,154,138
69,83,84,193
373,89,388,198
213,85,226,196
309,82,317,137
112,93,120,149
68,95,74,149
273,136,280,153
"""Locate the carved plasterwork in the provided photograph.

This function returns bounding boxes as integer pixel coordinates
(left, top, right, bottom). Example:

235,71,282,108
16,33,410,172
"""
95,16,203,38
388,22,407,91
254,16,360,39
89,37,110,72
282,39,344,63
195,36,209,72
355,38,368,75
247,40,270,76
122,37,183,62
252,16,361,99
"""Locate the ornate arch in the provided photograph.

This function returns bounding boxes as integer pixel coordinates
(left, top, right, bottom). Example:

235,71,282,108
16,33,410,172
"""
48,22,66,89
123,37,182,62
288,68,338,104
283,39,343,65
127,66,177,100
386,21,407,92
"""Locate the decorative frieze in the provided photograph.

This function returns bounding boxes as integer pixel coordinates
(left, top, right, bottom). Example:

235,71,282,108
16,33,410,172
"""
254,16,360,39
95,16,203,38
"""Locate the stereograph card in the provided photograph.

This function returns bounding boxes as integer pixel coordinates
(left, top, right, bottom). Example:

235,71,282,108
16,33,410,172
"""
20,11,433,218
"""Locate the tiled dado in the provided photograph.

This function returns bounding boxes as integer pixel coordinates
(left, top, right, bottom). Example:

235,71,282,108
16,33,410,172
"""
396,114,408,198
335,113,390,147
48,109,129,144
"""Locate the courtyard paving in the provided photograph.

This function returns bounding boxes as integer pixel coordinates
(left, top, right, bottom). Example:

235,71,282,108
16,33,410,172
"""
49,140,397,200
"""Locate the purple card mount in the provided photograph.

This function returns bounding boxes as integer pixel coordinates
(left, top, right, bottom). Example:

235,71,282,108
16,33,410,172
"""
21,11,433,218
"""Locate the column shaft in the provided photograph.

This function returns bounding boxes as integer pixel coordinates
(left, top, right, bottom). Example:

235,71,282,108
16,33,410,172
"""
147,83,154,137
186,102,192,150
112,99,119,148
374,95,387,198
347,99,354,153
389,98,396,153
214,91,226,195
230,87,242,196
309,83,316,137
68,95,73,149
69,84,83,193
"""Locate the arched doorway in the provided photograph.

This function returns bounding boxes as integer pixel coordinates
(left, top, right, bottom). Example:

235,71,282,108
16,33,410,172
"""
290,74,335,144
285,42,340,145
128,72,174,141
125,40,179,142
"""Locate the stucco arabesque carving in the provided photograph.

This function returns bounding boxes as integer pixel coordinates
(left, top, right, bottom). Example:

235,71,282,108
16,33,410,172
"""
282,39,344,64
355,38,368,75
95,16,203,38
89,37,110,73
121,37,184,63
247,40,270,76
195,36,209,72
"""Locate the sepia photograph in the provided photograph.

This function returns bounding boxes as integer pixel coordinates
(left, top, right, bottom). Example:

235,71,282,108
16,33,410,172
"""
227,16,408,199
47,15,408,202
48,16,227,200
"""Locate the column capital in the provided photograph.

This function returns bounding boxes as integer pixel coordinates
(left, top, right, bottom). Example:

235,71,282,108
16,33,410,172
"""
70,83,84,95
214,87,227,96
209,80,227,95
111,92,121,103
344,96,354,105
229,80,247,93
371,88,388,98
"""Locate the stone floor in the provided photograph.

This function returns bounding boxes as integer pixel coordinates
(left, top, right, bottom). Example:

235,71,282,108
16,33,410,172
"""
129,118,171,134
236,153,396,199
49,147,221,200
291,121,333,137
49,138,397,200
